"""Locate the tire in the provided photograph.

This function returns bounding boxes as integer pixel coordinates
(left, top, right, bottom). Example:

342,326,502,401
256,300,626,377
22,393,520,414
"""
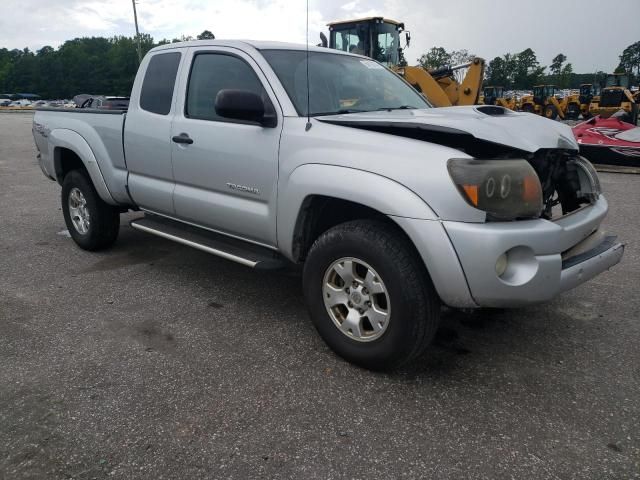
566,103,580,120
544,104,558,120
631,103,639,126
61,169,120,251
521,103,534,113
302,219,440,370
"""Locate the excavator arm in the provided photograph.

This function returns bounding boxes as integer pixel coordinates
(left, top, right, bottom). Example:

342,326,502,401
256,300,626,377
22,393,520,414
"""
456,58,485,106
400,66,453,107
396,58,485,107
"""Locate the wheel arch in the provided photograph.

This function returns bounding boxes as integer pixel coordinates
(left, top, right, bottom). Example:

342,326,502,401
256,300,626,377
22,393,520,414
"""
49,129,116,205
278,164,437,263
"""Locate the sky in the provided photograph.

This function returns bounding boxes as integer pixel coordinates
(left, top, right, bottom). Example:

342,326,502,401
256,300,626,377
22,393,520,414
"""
0,0,638,73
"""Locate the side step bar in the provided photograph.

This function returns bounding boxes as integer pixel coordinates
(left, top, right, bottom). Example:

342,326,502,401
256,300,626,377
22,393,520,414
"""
130,215,288,270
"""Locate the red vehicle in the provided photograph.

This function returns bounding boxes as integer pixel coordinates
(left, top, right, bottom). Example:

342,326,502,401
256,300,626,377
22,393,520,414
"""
573,116,640,167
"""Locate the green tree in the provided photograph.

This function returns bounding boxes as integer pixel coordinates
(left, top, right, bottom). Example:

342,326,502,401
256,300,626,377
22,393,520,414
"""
559,63,573,88
486,53,517,88
549,53,567,81
512,48,545,89
449,49,474,66
486,56,508,87
417,47,451,70
618,41,640,77
197,30,215,40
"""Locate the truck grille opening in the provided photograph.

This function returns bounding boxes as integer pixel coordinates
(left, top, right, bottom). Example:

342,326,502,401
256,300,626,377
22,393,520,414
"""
527,149,595,220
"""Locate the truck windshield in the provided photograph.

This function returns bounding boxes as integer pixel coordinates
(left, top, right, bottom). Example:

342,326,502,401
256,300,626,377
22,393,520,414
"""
261,50,430,117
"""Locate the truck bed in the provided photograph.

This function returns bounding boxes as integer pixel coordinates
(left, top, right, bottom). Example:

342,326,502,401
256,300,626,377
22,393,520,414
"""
33,108,131,205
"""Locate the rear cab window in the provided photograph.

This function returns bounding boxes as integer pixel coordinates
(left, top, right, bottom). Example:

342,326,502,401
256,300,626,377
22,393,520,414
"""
140,52,182,115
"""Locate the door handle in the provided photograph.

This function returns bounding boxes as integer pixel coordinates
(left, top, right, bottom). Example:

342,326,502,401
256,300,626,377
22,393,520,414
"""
172,133,193,145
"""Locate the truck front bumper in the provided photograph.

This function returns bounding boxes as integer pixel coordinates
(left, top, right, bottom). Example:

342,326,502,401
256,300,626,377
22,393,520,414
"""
442,196,624,307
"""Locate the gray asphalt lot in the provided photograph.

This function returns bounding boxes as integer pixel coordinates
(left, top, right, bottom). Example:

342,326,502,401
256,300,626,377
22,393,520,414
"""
1,112,639,479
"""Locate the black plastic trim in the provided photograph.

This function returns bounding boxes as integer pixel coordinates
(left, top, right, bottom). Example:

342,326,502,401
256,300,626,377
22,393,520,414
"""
562,235,618,270
35,107,126,114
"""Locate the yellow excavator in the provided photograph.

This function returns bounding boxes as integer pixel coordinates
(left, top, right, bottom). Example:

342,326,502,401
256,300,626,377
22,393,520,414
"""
323,17,485,107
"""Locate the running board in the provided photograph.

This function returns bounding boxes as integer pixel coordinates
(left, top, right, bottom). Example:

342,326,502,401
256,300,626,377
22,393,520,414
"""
130,215,288,269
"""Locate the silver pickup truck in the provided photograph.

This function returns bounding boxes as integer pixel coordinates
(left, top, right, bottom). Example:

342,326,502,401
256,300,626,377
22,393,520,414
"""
33,40,623,369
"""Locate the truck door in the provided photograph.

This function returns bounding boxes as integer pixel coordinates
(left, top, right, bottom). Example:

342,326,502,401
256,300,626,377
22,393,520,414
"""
170,47,282,246
124,50,183,216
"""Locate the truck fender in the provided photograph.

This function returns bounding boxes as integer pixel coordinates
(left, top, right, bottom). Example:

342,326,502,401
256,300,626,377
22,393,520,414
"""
277,163,438,260
49,128,117,205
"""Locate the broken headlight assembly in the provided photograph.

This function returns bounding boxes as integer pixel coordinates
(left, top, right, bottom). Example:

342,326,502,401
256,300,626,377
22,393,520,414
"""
447,158,543,220
571,156,601,203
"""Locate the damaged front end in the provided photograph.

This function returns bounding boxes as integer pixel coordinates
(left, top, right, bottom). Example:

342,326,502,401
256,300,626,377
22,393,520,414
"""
319,115,600,222
527,150,601,220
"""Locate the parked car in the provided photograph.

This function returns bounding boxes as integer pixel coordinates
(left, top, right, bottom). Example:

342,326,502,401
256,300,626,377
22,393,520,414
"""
32,40,624,370
75,95,130,110
9,99,32,107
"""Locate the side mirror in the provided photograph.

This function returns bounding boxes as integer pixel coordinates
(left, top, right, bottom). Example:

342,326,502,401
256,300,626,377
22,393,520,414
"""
215,89,276,127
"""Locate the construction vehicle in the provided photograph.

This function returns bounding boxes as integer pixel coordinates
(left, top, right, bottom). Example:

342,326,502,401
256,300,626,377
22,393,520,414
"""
480,86,518,110
578,83,600,119
324,17,485,107
519,85,581,120
589,73,638,124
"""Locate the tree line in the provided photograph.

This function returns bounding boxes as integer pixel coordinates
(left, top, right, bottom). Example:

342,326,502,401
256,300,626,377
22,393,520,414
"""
419,41,640,90
0,32,638,98
0,31,215,99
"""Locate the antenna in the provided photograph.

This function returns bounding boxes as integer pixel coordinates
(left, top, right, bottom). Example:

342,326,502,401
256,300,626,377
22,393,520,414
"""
305,0,312,131
132,0,142,63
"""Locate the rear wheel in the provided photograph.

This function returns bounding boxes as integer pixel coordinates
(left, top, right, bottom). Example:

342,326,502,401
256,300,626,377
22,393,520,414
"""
521,103,534,113
61,169,120,251
630,103,639,125
544,104,558,120
303,220,440,370
566,103,580,120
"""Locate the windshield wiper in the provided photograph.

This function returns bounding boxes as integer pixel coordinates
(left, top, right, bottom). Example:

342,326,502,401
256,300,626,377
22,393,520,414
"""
311,109,367,117
376,105,418,111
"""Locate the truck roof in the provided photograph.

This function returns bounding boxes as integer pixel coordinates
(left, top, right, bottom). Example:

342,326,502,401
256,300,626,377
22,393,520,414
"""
149,40,353,56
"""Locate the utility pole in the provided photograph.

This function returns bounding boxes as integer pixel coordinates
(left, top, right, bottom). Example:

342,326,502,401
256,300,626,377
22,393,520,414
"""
132,0,142,63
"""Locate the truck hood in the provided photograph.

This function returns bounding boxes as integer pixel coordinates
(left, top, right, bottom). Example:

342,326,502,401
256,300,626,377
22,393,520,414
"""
316,106,579,154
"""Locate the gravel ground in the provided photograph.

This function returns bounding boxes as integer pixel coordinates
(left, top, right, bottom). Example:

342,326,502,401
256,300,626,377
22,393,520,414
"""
1,112,639,479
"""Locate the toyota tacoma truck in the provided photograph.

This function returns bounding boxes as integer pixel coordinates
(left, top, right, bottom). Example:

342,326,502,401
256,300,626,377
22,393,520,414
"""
32,40,624,370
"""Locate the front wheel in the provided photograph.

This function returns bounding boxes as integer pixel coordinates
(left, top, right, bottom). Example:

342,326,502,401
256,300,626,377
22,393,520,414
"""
544,104,558,119
62,169,120,251
521,103,534,113
303,220,440,370
566,103,580,120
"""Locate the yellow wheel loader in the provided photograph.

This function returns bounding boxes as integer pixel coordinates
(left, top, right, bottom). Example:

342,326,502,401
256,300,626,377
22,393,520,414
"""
324,17,485,107
577,83,601,119
519,85,581,120
588,73,638,124
481,86,518,110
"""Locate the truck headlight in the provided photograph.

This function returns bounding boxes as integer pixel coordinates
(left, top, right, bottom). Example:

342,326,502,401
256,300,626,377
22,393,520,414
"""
447,158,543,220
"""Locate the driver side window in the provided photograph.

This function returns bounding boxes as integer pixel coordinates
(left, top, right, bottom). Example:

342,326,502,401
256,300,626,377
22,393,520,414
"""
186,53,266,122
